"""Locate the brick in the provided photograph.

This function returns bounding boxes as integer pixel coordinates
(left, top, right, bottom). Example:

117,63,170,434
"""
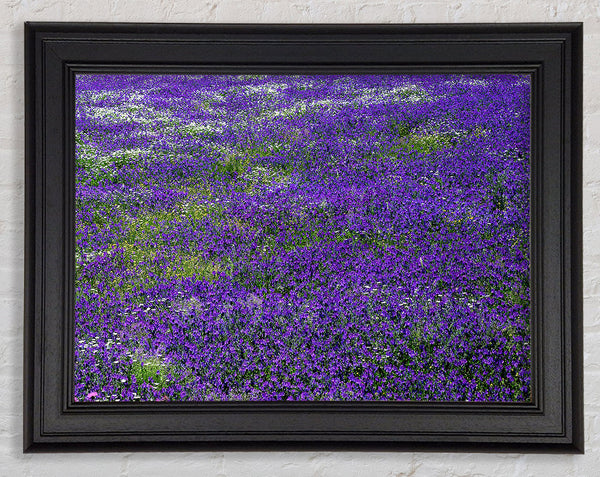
215,0,268,22
0,184,23,227
585,35,600,72
0,149,23,187
355,2,402,23
585,71,600,114
308,1,356,22
28,454,124,477
584,295,600,328
584,112,600,149
583,146,600,186
447,0,499,22
1,1,600,475
0,30,22,67
404,3,451,23
128,452,225,476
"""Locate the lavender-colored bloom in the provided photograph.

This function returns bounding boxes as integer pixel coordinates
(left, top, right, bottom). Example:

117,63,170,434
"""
74,74,531,402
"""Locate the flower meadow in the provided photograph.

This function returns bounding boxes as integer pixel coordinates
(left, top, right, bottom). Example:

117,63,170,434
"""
74,74,531,402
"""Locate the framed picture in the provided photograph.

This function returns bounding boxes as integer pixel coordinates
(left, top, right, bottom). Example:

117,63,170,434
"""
24,22,583,452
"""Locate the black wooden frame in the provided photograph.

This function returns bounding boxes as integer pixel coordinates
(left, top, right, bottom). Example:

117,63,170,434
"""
23,22,583,452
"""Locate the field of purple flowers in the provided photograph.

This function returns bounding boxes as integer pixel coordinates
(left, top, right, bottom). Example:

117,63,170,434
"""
74,74,531,402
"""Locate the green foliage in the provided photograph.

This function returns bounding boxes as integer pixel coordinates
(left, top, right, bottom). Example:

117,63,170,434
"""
76,141,148,186
403,134,452,154
503,287,529,307
128,356,169,390
486,171,509,211
92,211,108,227
212,155,251,178
389,120,412,137
109,148,145,168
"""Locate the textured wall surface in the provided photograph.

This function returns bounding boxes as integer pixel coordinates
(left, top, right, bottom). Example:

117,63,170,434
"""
1,0,598,475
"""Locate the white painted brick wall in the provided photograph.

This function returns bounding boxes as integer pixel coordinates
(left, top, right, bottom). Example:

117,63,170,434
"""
0,0,597,475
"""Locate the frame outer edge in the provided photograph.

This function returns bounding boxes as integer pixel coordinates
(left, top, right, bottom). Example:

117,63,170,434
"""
22,21,585,452
23,21,37,453
570,22,584,454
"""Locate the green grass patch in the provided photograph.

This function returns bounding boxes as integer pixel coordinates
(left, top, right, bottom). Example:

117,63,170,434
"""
404,133,452,154
129,356,168,388
212,154,251,178
76,195,231,298
76,140,150,186
394,132,453,155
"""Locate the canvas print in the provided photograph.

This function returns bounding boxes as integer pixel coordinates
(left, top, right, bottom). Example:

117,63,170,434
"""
74,73,531,402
